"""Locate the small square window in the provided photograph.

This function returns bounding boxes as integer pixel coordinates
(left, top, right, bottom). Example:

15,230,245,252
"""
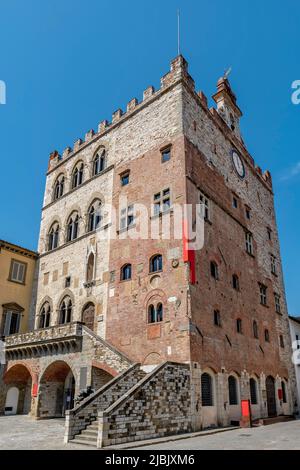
245,207,251,219
121,172,130,186
161,148,171,163
233,197,238,209
65,276,71,288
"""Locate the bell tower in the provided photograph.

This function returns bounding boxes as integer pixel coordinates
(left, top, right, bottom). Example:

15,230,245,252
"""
213,76,242,141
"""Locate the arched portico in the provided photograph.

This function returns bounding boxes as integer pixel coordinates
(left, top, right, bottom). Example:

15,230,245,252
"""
3,364,33,415
37,361,75,418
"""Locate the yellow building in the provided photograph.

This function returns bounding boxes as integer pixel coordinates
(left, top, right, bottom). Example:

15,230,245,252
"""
0,240,37,336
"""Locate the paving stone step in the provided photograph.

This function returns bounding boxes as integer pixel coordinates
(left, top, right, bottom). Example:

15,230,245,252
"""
71,438,97,447
80,429,98,437
74,434,97,443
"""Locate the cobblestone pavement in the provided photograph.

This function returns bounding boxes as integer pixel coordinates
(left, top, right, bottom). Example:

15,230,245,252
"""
1,415,300,450
0,415,91,450
134,420,300,450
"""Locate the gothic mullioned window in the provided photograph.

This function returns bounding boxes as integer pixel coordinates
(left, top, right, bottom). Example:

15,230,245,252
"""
39,303,51,329
48,222,59,251
53,174,65,201
88,200,102,232
72,162,84,189
59,297,72,324
148,303,163,324
66,213,79,242
93,149,106,176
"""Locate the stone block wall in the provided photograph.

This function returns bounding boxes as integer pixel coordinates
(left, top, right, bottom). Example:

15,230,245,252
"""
97,362,191,447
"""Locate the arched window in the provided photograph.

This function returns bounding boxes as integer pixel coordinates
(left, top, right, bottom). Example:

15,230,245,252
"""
72,162,84,189
121,264,132,281
250,378,258,405
39,303,51,329
228,375,238,405
232,274,239,290
48,222,59,251
88,200,102,232
53,175,64,201
93,149,105,176
67,213,79,242
253,320,258,339
265,329,270,342
59,297,72,324
148,303,163,323
236,318,242,334
150,254,163,273
210,261,219,280
86,252,95,283
201,372,213,406
281,381,287,403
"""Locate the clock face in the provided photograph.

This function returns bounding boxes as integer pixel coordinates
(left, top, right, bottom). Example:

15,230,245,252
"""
232,150,245,179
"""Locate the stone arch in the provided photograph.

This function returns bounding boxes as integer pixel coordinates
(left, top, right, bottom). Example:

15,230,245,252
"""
201,367,218,429
81,302,96,332
228,371,241,424
3,363,33,415
144,289,168,324
91,361,115,391
142,352,161,367
38,360,76,418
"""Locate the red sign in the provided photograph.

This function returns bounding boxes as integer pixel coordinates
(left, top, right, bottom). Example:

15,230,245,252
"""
32,383,38,398
241,399,251,418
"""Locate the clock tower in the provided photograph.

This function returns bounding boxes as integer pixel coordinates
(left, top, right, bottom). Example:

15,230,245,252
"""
213,76,242,141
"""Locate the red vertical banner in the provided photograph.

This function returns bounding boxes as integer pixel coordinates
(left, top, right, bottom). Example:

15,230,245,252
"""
32,383,38,398
183,219,196,285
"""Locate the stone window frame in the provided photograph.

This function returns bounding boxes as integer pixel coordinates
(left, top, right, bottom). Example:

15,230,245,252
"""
259,283,268,307
86,199,103,233
148,303,163,324
274,293,281,314
71,160,84,190
152,188,171,217
250,377,258,405
199,191,211,221
66,211,80,243
149,254,163,274
92,147,106,177
160,144,172,164
120,263,132,282
47,221,60,251
53,173,65,202
38,302,51,329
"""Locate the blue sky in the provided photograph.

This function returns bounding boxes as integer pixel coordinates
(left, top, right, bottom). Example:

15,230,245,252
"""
0,0,299,314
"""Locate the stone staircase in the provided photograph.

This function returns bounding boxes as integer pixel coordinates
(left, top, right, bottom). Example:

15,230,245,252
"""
71,420,99,447
65,363,147,446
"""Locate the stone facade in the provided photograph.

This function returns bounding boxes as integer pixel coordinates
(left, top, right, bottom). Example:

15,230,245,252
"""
1,55,296,442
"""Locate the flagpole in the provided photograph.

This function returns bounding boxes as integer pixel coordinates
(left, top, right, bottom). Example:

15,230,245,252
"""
177,9,180,56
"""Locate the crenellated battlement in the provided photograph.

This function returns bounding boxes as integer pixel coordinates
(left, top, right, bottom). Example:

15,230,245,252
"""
46,54,272,190
47,55,194,173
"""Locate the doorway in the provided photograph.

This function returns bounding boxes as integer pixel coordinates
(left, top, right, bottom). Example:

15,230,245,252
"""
82,302,95,332
266,376,277,417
